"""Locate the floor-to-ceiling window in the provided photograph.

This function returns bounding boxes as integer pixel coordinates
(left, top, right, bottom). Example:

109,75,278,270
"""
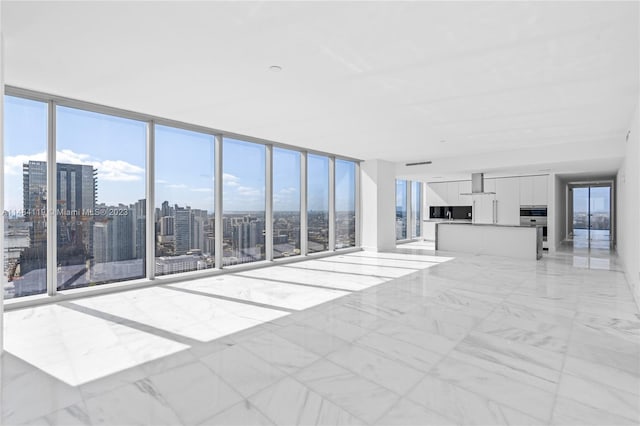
4,89,361,300
396,180,407,240
272,147,301,259
307,154,329,253
222,138,266,265
3,96,48,299
570,183,612,249
411,181,422,238
155,125,215,275
335,159,356,248
56,106,147,290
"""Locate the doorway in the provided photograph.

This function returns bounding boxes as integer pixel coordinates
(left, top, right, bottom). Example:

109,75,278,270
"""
568,183,613,249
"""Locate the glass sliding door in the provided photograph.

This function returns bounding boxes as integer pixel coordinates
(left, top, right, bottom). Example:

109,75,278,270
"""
571,186,589,243
155,125,215,275
56,106,147,290
273,148,301,258
307,154,329,253
4,96,49,299
411,181,422,238
222,138,266,265
589,185,611,248
396,180,407,240
335,159,356,249
569,183,612,249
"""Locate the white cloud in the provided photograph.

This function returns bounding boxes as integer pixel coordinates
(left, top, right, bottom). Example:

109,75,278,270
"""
56,149,144,182
156,179,168,184
57,149,92,164
6,149,145,182
237,185,263,197
273,187,300,210
223,173,240,187
166,184,188,189
279,187,298,194
190,188,212,193
4,151,47,175
97,160,144,182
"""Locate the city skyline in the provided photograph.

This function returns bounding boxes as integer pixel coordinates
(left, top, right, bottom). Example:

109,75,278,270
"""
4,95,356,299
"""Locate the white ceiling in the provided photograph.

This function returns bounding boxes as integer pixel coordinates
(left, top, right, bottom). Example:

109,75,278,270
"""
2,1,639,179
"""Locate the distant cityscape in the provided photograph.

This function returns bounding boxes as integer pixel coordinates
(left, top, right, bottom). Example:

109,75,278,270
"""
396,209,407,240
4,160,355,299
572,211,610,230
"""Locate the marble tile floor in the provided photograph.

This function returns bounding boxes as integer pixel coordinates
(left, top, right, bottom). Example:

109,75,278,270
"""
1,241,639,425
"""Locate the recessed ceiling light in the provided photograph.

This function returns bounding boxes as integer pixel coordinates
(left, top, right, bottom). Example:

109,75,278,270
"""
439,139,447,143
269,65,282,72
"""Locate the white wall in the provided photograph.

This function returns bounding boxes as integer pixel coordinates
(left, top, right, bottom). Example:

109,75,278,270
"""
617,100,640,309
1,6,5,353
547,173,556,253
361,159,397,251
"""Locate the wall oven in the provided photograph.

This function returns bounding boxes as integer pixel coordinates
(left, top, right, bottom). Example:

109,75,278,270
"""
520,206,547,249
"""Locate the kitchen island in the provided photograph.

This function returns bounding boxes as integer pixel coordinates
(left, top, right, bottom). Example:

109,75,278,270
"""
435,222,543,260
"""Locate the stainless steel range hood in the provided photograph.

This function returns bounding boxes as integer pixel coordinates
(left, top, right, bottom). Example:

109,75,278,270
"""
460,173,495,195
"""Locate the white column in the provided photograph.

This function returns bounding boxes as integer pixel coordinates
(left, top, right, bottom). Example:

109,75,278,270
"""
355,161,362,247
300,152,308,255
360,159,397,251
265,145,273,261
328,156,336,251
214,135,223,268
46,102,56,295
406,180,413,239
145,122,155,280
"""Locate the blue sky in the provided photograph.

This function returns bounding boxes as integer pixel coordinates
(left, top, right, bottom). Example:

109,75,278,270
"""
572,186,610,215
396,180,407,212
273,147,301,212
4,96,355,214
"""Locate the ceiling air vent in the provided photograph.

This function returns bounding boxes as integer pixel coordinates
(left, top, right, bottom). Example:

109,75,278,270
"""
405,161,432,166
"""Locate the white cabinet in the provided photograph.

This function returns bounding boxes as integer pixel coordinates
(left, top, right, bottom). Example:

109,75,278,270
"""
483,178,496,194
519,176,534,205
495,177,520,225
427,181,474,206
459,181,472,205
429,175,547,224
533,175,548,206
519,175,548,206
446,182,460,205
473,194,496,224
423,221,436,241
427,182,448,206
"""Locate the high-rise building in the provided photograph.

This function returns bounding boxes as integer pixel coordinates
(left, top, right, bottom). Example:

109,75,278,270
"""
131,199,146,259
92,221,109,264
20,161,47,277
190,209,208,253
161,200,173,218
22,161,98,271
92,204,135,263
55,162,97,265
160,216,174,236
231,217,264,260
174,206,192,255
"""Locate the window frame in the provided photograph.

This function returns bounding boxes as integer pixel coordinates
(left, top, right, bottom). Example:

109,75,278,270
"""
3,86,362,305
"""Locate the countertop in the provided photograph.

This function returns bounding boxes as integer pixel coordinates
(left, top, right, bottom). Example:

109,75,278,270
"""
435,222,538,229
423,219,472,223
